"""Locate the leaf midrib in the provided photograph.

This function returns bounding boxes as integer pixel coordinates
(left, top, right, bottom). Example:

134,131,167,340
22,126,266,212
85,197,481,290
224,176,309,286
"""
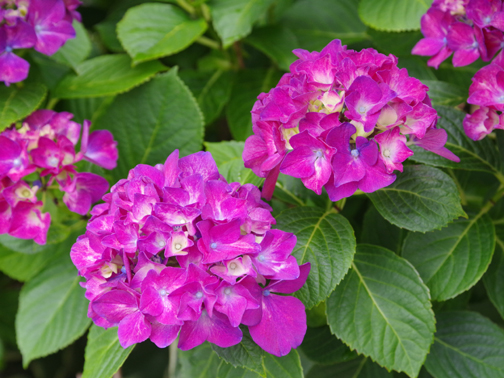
351,260,415,374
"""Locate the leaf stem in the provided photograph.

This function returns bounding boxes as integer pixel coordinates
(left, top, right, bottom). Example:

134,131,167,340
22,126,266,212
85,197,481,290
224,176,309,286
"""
47,97,59,110
196,36,220,50
167,340,178,378
176,0,195,15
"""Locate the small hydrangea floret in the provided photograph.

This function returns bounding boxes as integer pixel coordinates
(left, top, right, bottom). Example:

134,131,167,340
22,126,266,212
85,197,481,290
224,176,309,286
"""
71,150,310,357
243,39,459,201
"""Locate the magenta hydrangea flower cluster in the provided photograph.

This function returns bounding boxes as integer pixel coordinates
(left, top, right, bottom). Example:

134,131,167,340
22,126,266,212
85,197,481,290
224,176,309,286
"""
242,39,459,202
464,51,504,140
412,0,504,69
0,109,118,244
70,150,310,357
0,0,81,85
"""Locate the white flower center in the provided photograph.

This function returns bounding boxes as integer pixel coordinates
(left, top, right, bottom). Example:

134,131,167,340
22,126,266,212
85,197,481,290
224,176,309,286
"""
351,149,360,158
224,288,232,295
195,291,203,299
159,289,167,296
174,243,182,250
383,149,391,158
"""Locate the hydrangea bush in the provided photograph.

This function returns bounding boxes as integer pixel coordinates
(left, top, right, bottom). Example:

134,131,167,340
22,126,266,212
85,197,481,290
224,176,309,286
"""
2,1,504,378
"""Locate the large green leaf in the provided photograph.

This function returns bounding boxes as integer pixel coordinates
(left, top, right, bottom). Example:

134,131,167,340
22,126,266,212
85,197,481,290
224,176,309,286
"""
261,350,303,378
300,326,357,365
210,0,275,48
281,0,368,51
178,342,222,378
205,141,262,186
326,245,436,378
226,69,283,141
368,28,423,57
422,80,467,107
211,330,265,375
94,69,204,181
425,311,504,378
306,357,393,378
217,361,262,378
368,165,466,232
402,212,495,301
484,242,504,320
0,228,81,282
275,207,356,308
410,106,502,175
16,256,91,366
54,54,165,99
81,325,134,378
215,350,303,378
117,3,207,64
358,0,433,32
360,205,406,254
61,96,115,124
179,69,233,125
0,82,47,131
51,20,92,69
244,25,298,71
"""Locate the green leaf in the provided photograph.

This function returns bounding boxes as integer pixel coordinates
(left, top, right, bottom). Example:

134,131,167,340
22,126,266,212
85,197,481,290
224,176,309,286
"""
358,0,433,32
81,325,134,378
16,255,91,367
300,326,357,365
226,69,283,141
0,228,80,282
51,20,92,69
216,351,303,378
422,80,467,107
178,342,222,378
54,54,165,99
425,311,504,378
205,141,262,186
262,350,303,378
211,330,265,375
61,96,115,124
368,165,466,232
306,357,393,378
483,241,504,320
368,28,423,57
179,69,233,125
244,25,298,71
29,52,72,90
0,82,47,131
96,20,125,52
94,69,204,182
117,3,207,64
410,106,503,175
275,207,356,308
326,245,436,378
217,361,262,378
360,205,406,254
281,0,368,51
402,212,495,301
210,0,275,48
0,234,49,255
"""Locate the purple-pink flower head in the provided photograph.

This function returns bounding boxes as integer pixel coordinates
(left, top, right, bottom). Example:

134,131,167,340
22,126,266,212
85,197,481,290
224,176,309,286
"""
71,150,310,356
413,0,504,68
464,51,504,140
0,0,82,85
0,109,118,244
243,39,458,202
